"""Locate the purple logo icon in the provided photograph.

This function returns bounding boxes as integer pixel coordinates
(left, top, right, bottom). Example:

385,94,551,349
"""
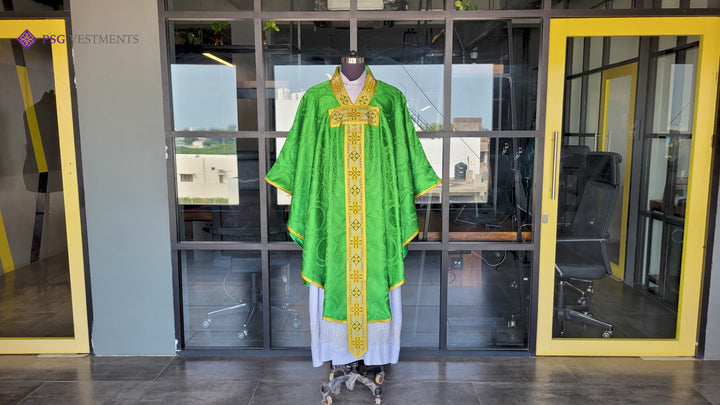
17,29,37,50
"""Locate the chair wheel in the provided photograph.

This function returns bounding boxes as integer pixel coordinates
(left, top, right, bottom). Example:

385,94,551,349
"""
375,371,385,385
201,319,211,329
293,319,302,329
601,331,613,338
577,298,587,306
237,331,247,340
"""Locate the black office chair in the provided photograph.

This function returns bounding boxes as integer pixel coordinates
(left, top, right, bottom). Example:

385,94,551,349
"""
555,151,621,338
200,254,301,340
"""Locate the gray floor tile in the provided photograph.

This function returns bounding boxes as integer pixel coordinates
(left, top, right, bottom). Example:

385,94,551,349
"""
156,357,264,381
19,380,257,405
158,356,329,382
474,382,712,405
380,381,481,405
386,358,577,383
0,381,43,405
0,356,173,382
694,384,720,405
250,381,481,405
557,357,706,385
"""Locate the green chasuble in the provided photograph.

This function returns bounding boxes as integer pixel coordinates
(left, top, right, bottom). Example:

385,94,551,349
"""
265,67,440,358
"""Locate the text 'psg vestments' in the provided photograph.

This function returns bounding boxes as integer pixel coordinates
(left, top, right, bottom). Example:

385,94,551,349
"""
265,67,440,358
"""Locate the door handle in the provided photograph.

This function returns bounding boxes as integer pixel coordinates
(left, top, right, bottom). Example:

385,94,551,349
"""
552,131,560,200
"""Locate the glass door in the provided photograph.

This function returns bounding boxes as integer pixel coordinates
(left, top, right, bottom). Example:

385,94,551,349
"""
537,17,720,356
0,20,89,353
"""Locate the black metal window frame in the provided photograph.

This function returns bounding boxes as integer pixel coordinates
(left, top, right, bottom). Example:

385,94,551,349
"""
157,0,720,356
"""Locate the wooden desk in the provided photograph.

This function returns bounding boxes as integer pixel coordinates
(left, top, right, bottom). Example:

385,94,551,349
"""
423,231,532,241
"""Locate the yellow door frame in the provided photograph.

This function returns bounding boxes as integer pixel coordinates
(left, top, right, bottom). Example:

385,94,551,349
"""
538,17,720,356
598,62,637,280
0,20,89,354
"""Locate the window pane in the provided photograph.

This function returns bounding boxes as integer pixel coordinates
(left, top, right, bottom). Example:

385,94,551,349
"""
448,138,533,242
181,250,263,348
452,0,539,9
402,251,441,348
264,21,348,131
0,40,73,337
167,0,252,11
452,20,541,131
176,138,261,242
270,251,309,348
357,21,445,132
415,138,442,241
2,0,64,11
448,250,531,349
170,21,257,131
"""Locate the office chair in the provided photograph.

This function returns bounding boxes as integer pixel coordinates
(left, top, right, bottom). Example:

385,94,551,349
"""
555,151,621,338
200,254,302,340
558,144,590,225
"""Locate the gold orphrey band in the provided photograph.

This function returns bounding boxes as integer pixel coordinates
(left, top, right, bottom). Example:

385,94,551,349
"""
328,68,378,358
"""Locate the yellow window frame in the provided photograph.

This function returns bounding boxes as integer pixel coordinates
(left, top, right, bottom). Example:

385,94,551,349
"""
598,62,637,280
538,17,720,356
0,20,89,354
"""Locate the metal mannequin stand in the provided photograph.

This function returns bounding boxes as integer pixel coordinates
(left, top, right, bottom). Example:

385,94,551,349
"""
321,361,386,404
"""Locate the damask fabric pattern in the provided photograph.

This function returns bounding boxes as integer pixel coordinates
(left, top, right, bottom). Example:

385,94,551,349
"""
265,67,440,358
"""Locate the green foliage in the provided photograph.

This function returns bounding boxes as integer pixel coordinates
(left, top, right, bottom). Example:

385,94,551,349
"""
181,29,203,45
211,21,229,33
263,20,280,32
454,0,478,9
176,138,236,155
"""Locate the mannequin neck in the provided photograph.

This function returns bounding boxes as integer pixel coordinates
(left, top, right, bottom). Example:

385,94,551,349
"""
341,63,366,81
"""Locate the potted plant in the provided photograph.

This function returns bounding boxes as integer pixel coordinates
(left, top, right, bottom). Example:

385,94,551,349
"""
262,20,280,45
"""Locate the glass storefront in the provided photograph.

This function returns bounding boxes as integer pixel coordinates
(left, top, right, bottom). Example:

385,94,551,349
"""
161,0,720,356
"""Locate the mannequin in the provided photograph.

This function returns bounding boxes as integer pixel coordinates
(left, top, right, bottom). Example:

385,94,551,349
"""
340,50,366,81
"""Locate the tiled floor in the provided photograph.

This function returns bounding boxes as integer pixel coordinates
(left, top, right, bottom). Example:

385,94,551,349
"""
0,355,718,404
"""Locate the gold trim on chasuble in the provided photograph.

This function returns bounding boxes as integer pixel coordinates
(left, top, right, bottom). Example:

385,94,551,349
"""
329,68,378,359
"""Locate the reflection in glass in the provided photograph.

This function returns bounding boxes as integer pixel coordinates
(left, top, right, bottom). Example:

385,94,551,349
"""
270,251,308,348
358,21,445,66
402,251,440,348
452,20,541,131
264,21,348,131
170,21,257,131
448,138,534,242
0,40,73,337
181,250,263,348
177,138,261,242
354,21,445,132
448,250,530,349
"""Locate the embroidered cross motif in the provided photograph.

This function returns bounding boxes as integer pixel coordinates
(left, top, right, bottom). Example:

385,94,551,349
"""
328,68,379,359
